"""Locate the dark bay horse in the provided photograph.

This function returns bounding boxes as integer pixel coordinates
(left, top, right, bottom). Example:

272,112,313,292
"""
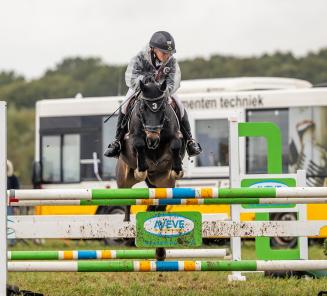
116,79,185,221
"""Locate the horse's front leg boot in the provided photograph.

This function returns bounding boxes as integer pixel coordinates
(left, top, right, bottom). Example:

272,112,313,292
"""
134,169,148,181
170,170,184,180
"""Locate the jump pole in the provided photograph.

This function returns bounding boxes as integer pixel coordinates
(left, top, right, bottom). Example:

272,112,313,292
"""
8,260,327,272
9,197,327,206
8,187,327,200
0,102,7,295
7,215,327,239
8,249,228,260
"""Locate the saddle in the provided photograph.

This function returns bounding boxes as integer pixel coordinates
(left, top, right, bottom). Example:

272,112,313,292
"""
168,97,181,120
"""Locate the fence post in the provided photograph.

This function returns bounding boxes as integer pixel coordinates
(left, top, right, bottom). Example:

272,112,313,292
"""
0,101,7,295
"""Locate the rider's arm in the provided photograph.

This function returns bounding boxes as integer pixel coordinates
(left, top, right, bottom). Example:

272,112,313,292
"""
125,53,147,91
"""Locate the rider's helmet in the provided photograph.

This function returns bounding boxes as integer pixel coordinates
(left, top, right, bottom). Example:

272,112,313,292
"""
149,31,176,54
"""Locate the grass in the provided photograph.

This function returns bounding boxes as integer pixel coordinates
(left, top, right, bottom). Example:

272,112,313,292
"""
8,239,327,296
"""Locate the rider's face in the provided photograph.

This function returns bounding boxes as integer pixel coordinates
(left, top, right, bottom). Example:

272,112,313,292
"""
154,48,171,62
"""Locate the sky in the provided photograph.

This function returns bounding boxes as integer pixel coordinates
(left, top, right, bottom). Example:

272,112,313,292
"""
0,0,326,79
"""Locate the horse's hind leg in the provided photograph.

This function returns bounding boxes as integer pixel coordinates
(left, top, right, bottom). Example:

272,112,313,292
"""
145,179,166,212
170,138,184,179
124,206,131,222
122,168,138,222
116,160,138,222
145,179,167,261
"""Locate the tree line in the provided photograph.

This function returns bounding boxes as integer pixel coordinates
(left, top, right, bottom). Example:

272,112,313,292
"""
1,49,327,185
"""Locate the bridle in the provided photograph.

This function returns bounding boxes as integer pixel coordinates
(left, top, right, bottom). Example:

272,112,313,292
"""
136,93,171,150
138,94,168,134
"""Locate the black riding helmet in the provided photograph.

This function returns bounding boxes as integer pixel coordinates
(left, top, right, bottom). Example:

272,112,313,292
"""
149,31,176,54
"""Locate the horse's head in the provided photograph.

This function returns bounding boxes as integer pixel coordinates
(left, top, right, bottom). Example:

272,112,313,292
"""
139,79,167,149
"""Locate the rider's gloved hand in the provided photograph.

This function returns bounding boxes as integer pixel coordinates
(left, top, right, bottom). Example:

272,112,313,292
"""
141,74,154,84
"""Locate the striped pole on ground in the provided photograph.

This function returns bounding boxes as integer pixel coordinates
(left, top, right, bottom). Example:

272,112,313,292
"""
8,187,327,201
8,260,327,272
8,249,227,260
9,197,327,207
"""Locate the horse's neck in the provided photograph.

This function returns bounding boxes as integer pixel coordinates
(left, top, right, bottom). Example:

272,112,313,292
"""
126,101,141,133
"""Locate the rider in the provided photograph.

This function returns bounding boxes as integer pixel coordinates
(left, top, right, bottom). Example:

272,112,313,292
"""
104,31,202,158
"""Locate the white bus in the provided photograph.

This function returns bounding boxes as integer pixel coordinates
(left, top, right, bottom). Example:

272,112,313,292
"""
33,77,327,234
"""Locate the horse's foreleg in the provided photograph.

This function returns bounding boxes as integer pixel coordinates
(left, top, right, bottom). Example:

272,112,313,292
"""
134,137,148,181
170,138,184,179
124,206,131,222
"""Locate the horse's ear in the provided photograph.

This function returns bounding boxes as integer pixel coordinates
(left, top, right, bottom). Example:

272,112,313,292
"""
160,80,167,92
140,80,145,91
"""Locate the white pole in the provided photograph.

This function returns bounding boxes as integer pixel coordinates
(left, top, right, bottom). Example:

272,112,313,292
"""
0,102,7,295
8,189,92,200
229,117,245,281
276,187,327,197
8,261,78,272
165,249,227,258
8,216,326,239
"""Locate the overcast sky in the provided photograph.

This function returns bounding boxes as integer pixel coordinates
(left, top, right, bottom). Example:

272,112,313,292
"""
1,0,326,79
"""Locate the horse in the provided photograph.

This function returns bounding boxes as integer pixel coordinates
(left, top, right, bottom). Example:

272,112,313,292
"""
116,79,185,224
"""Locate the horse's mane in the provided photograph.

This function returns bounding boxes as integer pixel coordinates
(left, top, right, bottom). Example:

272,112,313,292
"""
139,80,167,100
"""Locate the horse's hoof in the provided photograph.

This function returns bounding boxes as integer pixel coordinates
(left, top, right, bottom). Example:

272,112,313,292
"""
170,170,184,180
134,169,147,181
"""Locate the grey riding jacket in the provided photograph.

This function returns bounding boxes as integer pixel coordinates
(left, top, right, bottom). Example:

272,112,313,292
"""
125,45,181,96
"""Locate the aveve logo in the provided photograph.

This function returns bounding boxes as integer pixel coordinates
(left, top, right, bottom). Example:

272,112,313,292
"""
144,214,194,237
250,181,288,188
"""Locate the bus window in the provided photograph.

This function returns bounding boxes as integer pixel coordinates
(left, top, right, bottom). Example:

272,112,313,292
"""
195,119,229,167
63,134,80,182
289,106,327,187
42,134,81,183
42,135,61,182
247,109,289,173
102,116,118,178
77,116,102,181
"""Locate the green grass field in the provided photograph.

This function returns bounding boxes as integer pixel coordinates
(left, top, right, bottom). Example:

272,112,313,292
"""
8,240,327,296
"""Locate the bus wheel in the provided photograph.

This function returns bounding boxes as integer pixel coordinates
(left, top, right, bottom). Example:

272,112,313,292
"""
96,206,135,246
270,212,298,248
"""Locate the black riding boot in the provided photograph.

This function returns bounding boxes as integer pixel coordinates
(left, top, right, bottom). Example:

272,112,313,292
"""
180,110,202,157
104,111,125,158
